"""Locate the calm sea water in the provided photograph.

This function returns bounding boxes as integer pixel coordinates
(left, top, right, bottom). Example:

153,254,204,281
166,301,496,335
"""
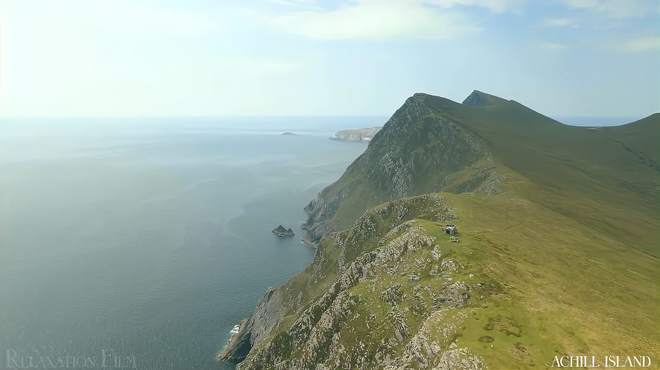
0,118,374,370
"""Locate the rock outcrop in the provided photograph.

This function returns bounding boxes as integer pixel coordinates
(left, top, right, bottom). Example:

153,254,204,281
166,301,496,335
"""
218,287,286,363
272,225,295,238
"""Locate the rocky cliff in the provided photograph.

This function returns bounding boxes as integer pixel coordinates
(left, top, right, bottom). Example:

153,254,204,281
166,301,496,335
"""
226,194,493,369
304,93,501,241
241,199,490,369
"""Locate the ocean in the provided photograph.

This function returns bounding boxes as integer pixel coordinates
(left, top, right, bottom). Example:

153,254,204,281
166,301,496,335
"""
0,117,375,369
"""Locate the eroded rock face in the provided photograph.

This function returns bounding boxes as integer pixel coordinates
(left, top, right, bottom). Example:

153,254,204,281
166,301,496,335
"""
217,287,285,363
222,194,452,365
230,194,487,370
304,94,501,241
434,344,486,370
384,310,484,370
381,284,404,305
433,281,470,308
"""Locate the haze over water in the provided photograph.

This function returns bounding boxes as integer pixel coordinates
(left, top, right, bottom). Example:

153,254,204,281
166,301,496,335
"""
0,118,371,369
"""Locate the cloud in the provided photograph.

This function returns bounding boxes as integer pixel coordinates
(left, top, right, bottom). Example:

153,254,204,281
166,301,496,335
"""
542,17,578,27
620,36,660,52
427,0,525,13
264,0,480,40
558,0,657,18
539,42,568,49
268,0,318,7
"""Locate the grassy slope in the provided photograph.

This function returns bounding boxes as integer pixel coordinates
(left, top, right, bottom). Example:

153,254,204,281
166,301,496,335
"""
414,93,658,247
442,185,658,367
438,100,660,364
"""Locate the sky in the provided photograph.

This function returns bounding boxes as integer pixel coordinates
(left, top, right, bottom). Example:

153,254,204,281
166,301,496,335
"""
0,0,658,119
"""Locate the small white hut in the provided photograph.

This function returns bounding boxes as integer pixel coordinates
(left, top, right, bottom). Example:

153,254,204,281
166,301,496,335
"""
444,224,458,236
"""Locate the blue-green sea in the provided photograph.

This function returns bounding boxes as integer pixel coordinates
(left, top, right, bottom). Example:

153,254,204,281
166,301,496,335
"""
0,117,376,369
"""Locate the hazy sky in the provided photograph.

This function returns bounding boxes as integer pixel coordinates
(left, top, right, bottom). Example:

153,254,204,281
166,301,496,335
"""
0,0,658,118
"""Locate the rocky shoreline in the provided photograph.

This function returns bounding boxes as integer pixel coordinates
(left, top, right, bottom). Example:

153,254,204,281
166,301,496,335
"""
216,320,248,363
217,285,286,364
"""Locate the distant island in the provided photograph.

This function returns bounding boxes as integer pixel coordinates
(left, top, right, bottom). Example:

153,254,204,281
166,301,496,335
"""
281,132,297,136
331,127,381,142
272,225,295,237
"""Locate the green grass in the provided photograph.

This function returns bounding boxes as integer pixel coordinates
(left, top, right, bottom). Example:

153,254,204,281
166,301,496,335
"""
442,188,659,364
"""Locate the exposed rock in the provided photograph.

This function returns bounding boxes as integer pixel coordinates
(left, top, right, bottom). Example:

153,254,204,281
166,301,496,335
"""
272,225,295,238
218,287,284,363
381,284,404,305
383,309,479,370
389,308,409,342
432,245,442,261
216,320,249,363
441,258,458,273
433,346,486,370
433,281,470,308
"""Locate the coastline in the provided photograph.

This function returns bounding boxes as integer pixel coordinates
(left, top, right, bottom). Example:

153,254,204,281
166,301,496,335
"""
217,214,321,365
216,319,248,363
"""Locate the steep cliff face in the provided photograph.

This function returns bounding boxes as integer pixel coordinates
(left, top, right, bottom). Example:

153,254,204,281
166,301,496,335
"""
221,194,460,366
237,194,492,370
304,93,500,241
218,287,286,363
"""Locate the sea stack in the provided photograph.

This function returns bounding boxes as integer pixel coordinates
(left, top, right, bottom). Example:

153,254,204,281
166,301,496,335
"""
272,225,295,238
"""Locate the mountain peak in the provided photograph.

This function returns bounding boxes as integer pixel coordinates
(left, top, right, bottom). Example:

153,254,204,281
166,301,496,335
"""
462,90,509,107
405,92,463,112
410,92,458,104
